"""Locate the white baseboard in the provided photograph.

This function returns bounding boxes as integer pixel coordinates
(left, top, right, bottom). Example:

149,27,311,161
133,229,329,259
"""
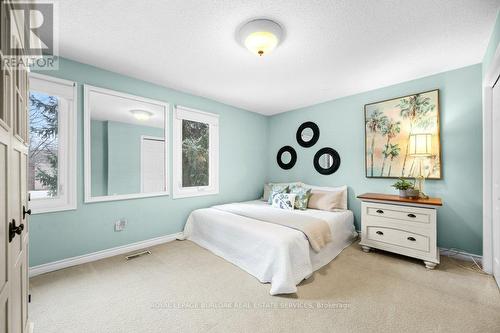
29,232,183,277
439,247,482,264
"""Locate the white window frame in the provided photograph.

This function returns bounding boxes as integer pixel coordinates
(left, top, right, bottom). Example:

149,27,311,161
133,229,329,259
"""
28,73,77,214
173,105,219,199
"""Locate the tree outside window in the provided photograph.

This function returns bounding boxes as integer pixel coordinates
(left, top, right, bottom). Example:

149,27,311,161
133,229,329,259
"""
28,91,59,198
182,119,209,187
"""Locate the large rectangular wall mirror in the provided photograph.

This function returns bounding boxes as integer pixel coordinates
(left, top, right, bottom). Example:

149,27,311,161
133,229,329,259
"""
84,85,169,203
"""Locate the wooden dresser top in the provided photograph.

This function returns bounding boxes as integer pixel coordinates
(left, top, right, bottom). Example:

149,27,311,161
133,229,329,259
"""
357,193,442,206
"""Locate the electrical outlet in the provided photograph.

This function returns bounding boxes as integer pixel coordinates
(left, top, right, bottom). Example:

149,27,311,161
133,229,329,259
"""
114,218,127,232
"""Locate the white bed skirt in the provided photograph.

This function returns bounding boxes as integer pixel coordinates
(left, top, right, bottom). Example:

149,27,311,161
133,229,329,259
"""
180,200,358,295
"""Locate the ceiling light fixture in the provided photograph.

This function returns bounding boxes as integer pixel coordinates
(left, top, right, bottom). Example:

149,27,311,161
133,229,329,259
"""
238,19,283,57
130,109,153,121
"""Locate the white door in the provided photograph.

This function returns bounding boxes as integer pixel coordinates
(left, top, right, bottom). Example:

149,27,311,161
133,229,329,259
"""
141,137,165,193
1,1,30,331
0,82,11,333
493,79,500,288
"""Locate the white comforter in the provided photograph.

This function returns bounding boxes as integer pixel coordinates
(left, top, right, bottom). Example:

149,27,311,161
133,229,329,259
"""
180,200,357,295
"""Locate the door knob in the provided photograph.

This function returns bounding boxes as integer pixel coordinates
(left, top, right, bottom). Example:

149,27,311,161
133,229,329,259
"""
23,205,31,219
9,219,24,242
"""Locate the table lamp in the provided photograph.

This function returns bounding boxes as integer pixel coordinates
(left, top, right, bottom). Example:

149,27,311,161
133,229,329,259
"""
409,133,432,199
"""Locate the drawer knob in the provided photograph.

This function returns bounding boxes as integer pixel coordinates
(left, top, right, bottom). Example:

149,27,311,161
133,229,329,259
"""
376,210,384,214
376,231,384,235
407,213,416,218
407,237,416,242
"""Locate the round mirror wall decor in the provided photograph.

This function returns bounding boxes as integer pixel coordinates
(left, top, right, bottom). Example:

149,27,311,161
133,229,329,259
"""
313,147,341,175
296,121,320,148
277,146,297,170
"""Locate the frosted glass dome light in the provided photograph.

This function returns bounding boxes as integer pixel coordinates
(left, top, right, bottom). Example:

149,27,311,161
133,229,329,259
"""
238,19,283,57
130,109,153,121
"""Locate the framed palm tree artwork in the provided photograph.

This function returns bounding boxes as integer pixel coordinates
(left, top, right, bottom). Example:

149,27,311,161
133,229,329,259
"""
364,89,441,179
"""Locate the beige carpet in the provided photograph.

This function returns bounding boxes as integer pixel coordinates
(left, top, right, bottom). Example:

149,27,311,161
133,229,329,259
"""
30,241,500,333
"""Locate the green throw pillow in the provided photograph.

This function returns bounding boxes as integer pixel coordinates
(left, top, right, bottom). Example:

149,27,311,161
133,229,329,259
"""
290,185,312,210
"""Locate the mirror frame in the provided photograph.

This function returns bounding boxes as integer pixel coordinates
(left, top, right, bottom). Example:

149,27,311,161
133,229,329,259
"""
83,84,170,203
277,145,297,170
296,121,320,148
313,147,341,175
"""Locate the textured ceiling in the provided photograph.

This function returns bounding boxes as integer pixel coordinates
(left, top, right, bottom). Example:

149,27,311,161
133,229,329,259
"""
56,0,500,115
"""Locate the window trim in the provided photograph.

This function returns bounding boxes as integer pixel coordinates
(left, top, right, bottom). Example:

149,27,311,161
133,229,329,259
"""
172,105,219,199
83,84,170,203
28,73,77,214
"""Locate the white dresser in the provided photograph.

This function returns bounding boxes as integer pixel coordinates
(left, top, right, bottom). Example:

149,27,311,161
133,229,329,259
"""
358,193,442,269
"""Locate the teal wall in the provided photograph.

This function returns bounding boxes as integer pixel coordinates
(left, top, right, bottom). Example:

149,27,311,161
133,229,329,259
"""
30,58,269,266
31,58,485,266
267,64,483,255
90,120,108,196
483,11,500,77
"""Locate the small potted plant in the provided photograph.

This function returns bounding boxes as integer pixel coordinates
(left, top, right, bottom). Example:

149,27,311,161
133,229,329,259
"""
391,178,417,198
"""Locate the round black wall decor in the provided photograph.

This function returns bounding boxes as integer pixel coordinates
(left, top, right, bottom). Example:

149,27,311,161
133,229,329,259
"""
313,147,341,175
296,121,320,148
277,146,297,170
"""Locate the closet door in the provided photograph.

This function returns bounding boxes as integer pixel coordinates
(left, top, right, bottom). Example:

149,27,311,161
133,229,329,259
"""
493,78,500,288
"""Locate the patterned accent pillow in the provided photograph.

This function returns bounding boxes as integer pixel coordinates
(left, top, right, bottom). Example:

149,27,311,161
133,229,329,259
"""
272,193,296,210
289,185,312,210
267,185,290,204
262,182,303,201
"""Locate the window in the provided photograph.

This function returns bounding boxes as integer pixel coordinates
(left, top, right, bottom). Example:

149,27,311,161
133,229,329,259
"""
28,73,76,213
173,106,219,198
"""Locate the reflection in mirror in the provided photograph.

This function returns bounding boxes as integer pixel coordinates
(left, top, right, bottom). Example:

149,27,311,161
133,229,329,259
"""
319,153,333,169
281,151,292,164
87,87,167,200
301,128,313,142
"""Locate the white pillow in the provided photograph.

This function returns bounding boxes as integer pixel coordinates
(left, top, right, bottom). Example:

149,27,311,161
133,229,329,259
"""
262,181,303,201
271,193,297,210
303,184,348,210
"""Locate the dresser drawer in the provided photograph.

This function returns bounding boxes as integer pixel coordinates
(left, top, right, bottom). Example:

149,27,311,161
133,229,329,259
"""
366,226,430,252
366,204,431,224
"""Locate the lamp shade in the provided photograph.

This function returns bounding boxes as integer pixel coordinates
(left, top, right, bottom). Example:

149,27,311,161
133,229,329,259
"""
409,133,432,157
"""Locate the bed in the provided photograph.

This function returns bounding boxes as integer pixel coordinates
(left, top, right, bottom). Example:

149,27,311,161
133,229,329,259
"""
179,200,357,295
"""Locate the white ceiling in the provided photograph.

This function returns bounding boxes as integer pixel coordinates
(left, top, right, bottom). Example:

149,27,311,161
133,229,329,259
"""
89,90,165,128
57,0,500,115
